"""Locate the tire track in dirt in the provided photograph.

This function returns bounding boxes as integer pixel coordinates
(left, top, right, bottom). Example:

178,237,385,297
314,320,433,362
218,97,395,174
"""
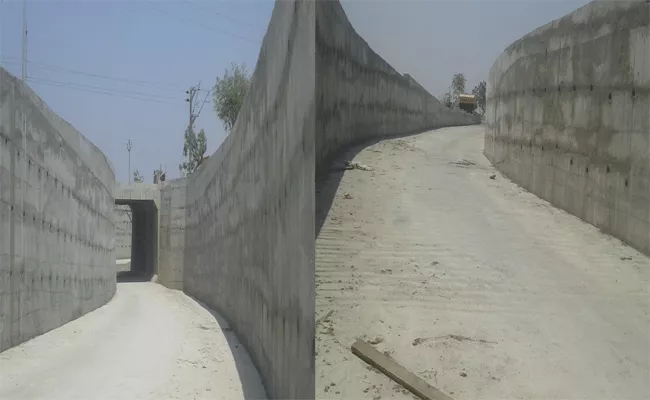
315,126,649,400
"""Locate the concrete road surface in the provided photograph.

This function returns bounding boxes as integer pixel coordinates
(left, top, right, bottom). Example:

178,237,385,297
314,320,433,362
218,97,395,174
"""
0,282,267,400
316,125,650,399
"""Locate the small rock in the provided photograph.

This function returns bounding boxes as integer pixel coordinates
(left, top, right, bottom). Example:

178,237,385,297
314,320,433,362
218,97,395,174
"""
460,372,467,377
344,192,353,199
489,174,496,180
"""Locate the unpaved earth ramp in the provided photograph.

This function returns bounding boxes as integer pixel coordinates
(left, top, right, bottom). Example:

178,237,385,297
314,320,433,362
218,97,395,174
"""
315,125,649,400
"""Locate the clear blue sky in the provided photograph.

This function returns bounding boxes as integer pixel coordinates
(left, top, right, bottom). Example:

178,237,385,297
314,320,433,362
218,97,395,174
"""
0,0,589,184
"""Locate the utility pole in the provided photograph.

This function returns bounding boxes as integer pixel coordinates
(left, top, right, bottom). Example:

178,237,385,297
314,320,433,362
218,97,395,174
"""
126,139,132,184
181,83,210,176
21,0,26,82
20,0,27,261
185,82,210,131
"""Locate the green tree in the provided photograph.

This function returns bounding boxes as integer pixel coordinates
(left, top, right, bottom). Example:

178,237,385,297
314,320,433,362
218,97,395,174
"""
133,169,144,183
472,81,487,115
452,73,467,96
442,92,453,108
442,73,467,109
179,127,207,176
212,63,251,133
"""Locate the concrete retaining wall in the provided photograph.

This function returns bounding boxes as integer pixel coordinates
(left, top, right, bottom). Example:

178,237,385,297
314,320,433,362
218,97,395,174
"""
485,0,650,255
315,1,479,168
182,1,315,398
173,1,479,398
158,179,186,290
0,67,115,352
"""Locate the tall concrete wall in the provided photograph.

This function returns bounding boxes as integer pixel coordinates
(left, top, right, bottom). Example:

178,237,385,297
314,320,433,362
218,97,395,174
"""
0,67,115,352
315,1,479,168
151,1,480,397
182,1,315,398
485,0,650,255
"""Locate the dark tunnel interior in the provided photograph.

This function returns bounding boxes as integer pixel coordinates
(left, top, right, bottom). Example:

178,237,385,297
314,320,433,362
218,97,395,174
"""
114,199,158,282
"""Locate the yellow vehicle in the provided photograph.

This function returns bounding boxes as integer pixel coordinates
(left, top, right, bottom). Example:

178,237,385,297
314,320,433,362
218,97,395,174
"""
458,94,477,113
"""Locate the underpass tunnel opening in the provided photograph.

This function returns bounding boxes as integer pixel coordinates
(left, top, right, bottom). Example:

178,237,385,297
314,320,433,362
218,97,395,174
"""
114,199,158,282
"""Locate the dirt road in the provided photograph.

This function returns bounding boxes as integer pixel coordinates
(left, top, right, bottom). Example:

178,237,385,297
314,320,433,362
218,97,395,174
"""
315,125,649,399
0,282,266,400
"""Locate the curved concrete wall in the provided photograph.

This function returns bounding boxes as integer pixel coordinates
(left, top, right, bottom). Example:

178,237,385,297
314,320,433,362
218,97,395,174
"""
315,1,479,168
182,1,315,398
0,67,115,352
172,1,479,398
485,0,650,255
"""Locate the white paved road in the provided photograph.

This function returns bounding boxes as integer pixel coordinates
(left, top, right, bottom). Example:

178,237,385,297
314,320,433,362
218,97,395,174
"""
0,282,267,400
316,125,650,399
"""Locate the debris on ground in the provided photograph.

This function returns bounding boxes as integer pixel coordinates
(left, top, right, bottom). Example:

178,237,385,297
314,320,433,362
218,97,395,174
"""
343,193,353,199
367,336,384,345
460,372,467,377
351,339,454,400
346,161,374,171
489,174,496,179
450,159,476,167
437,334,497,344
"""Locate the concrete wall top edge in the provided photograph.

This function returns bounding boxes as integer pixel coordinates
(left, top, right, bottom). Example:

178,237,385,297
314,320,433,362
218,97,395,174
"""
2,67,115,187
496,0,649,76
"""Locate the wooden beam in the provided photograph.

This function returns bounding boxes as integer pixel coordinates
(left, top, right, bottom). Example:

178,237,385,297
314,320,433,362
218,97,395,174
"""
351,339,454,400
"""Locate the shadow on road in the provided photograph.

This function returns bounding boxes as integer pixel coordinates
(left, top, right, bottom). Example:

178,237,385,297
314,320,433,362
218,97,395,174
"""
316,129,438,238
193,299,269,400
116,271,154,283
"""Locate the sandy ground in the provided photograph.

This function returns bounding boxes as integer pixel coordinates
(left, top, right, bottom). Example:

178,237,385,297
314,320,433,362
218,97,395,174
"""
315,125,650,400
0,282,267,400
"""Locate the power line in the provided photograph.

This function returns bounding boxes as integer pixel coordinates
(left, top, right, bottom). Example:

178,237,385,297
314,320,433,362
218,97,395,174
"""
26,77,183,106
27,76,179,101
2,55,186,90
180,0,259,30
144,0,260,45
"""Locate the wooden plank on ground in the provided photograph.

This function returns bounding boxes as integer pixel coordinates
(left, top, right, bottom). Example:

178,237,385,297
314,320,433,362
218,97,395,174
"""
351,339,454,400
